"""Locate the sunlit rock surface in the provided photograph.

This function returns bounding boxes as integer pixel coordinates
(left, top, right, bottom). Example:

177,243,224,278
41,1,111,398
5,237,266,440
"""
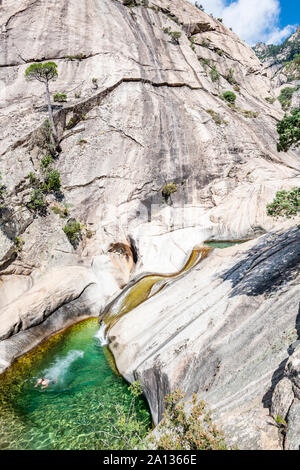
0,0,299,449
109,226,300,449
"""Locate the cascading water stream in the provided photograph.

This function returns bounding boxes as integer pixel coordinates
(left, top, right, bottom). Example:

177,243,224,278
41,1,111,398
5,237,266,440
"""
98,246,212,345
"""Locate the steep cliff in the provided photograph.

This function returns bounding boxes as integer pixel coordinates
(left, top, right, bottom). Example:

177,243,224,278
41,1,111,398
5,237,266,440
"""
0,0,299,450
253,27,300,106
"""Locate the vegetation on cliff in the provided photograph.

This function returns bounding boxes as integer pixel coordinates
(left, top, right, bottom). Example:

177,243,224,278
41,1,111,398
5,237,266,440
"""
151,390,227,450
253,29,300,63
63,220,83,247
26,166,62,214
278,87,298,111
277,108,300,152
267,187,300,219
25,62,60,150
222,91,237,104
162,182,178,200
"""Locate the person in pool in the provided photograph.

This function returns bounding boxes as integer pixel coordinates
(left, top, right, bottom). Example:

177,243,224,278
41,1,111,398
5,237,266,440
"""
34,378,43,388
34,377,57,389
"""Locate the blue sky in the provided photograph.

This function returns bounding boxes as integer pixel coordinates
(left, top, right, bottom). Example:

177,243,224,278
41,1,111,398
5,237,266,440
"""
190,0,299,45
279,0,299,32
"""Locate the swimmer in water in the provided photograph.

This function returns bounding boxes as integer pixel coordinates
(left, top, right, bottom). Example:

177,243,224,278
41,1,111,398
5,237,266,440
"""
34,378,44,388
34,377,57,389
41,378,50,389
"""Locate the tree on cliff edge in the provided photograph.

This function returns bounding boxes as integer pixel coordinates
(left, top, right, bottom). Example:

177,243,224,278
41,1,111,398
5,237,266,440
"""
25,62,61,151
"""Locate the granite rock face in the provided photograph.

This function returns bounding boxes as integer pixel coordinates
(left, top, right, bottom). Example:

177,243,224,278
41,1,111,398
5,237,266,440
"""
253,27,300,102
0,0,299,449
276,343,300,450
0,0,299,285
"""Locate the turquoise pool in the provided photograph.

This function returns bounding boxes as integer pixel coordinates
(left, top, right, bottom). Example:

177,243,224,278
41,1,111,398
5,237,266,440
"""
0,318,151,450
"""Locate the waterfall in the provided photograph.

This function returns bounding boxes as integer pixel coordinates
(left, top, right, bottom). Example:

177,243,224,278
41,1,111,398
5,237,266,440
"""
95,321,109,346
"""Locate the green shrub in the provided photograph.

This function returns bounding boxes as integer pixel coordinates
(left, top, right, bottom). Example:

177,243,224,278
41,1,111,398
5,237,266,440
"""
294,54,300,66
278,87,296,111
277,108,300,152
275,414,287,430
167,12,180,25
206,109,228,126
27,189,47,213
267,188,300,218
220,98,258,118
210,65,220,83
151,390,227,450
222,91,236,104
51,204,70,218
163,27,182,44
66,117,75,129
53,93,67,103
66,53,88,61
162,182,178,199
265,96,275,104
29,172,37,183
225,68,236,85
284,55,300,81
200,58,210,69
170,31,182,43
44,169,61,192
14,237,24,253
240,109,258,118
86,229,94,239
40,155,53,170
63,220,83,246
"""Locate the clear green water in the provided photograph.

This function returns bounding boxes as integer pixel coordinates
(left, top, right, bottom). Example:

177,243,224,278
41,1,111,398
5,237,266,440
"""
0,318,151,450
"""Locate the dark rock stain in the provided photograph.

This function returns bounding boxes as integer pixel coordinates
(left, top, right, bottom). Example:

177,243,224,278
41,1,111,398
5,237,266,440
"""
220,227,300,297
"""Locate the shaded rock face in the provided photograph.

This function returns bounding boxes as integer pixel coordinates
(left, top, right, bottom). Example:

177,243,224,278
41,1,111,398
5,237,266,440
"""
221,228,300,296
270,341,300,450
109,227,300,449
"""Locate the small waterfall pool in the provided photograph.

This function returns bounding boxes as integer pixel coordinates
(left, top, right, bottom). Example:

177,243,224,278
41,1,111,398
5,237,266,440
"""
0,240,247,450
0,319,151,450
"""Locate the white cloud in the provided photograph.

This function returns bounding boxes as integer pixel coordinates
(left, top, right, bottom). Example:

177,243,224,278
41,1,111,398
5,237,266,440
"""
265,24,297,44
190,0,297,45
